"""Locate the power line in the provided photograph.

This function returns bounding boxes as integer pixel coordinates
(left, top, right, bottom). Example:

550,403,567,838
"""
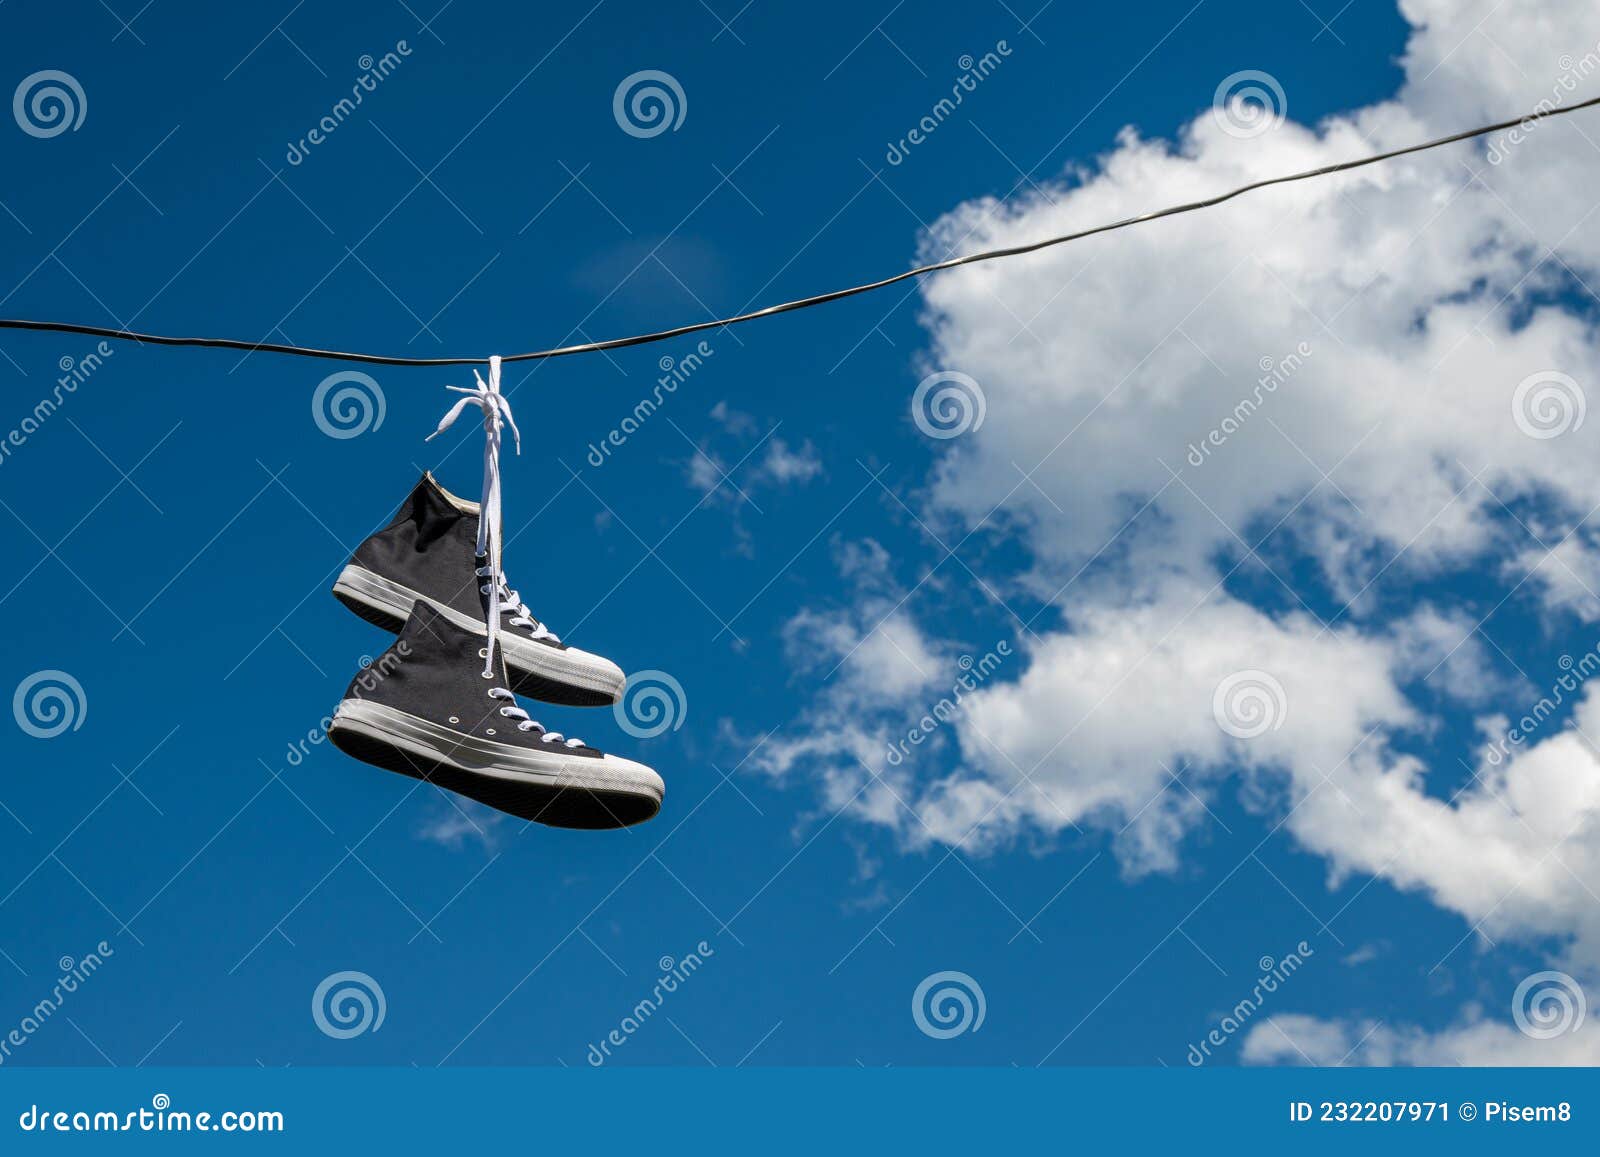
4,94,1599,368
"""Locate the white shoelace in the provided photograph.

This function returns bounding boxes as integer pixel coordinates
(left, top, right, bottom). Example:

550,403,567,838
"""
473,565,562,643
425,357,583,748
487,688,585,747
426,355,520,678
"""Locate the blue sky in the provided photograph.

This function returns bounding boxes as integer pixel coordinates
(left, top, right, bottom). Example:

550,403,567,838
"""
3,0,1599,1069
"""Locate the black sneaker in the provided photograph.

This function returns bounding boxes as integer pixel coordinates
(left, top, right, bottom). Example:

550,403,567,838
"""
332,472,625,707
328,602,663,829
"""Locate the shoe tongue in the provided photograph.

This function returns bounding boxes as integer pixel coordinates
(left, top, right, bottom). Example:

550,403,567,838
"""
475,553,535,623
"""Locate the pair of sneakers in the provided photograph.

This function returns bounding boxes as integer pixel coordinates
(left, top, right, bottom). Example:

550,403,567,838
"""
325,473,664,829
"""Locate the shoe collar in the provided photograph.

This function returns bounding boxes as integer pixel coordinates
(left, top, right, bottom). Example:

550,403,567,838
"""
421,470,480,516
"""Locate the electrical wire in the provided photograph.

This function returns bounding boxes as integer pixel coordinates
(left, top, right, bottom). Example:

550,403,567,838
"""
4,93,1599,368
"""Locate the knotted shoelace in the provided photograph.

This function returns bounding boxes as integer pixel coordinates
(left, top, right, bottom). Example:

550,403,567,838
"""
426,355,520,677
427,356,583,747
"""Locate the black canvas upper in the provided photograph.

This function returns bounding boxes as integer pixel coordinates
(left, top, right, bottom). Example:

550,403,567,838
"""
350,473,568,653
344,601,603,760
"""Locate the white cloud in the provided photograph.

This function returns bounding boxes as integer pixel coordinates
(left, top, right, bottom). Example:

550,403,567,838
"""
1516,535,1600,622
756,0,1600,995
1388,605,1517,706
763,549,1600,968
915,6,1600,607
416,797,505,850
685,406,823,500
1341,944,1384,966
760,437,823,485
909,0,1600,957
1243,1011,1600,1066
684,446,727,495
708,400,759,438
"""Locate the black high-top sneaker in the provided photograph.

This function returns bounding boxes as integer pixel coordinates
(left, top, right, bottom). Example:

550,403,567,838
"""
332,472,625,707
328,602,663,829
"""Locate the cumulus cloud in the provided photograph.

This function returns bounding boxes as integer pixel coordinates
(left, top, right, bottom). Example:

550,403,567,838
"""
1243,1009,1600,1066
910,0,1600,951
755,0,1600,993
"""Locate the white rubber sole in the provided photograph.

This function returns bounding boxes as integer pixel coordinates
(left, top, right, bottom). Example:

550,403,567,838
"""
333,564,625,702
330,699,665,803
